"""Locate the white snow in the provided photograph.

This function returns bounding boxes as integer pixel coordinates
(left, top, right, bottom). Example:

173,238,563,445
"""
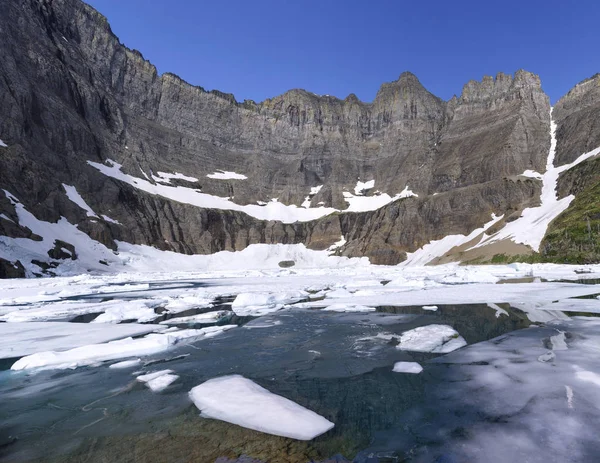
396,324,467,353
91,300,158,324
392,361,423,374
327,235,347,252
159,311,230,325
206,170,248,180
488,303,509,318
89,160,335,223
0,190,120,276
101,214,121,225
231,290,308,316
322,304,375,313
152,171,198,184
10,325,236,371
109,358,142,369
62,184,98,218
354,179,375,195
422,305,438,311
189,375,334,440
475,112,600,252
0,322,157,359
403,213,504,266
301,185,323,208
343,185,417,213
89,159,419,221
136,369,179,391
520,169,543,180
0,139,7,147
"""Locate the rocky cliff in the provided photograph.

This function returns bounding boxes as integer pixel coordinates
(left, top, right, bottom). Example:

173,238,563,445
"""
0,0,598,276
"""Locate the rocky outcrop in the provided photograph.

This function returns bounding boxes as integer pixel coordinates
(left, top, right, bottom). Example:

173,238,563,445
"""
553,74,600,166
0,0,577,274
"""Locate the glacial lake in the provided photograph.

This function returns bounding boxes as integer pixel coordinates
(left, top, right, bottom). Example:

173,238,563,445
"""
2,270,600,462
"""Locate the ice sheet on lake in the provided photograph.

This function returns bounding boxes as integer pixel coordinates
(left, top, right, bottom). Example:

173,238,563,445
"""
0,322,158,359
91,300,158,323
415,317,600,462
11,325,236,371
159,310,230,325
396,324,467,353
392,361,423,374
231,290,308,316
189,375,334,440
322,304,375,313
536,298,600,314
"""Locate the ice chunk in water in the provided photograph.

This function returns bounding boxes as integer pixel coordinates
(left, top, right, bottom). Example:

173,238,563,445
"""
396,324,467,353
189,375,334,440
392,361,423,374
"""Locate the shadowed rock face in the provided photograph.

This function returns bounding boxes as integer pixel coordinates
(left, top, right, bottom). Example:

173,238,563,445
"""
0,0,564,268
553,74,600,166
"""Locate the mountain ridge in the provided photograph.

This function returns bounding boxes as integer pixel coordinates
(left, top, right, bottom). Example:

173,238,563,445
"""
1,0,600,277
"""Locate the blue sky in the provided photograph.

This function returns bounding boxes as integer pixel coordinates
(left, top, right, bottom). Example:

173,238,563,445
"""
86,0,599,104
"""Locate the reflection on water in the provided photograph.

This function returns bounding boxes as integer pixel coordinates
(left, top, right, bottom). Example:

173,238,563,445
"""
0,301,537,463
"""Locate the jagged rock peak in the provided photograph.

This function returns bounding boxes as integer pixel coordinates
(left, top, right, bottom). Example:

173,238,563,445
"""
460,70,542,103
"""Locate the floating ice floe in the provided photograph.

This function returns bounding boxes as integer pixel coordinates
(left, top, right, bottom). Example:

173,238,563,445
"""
11,325,236,371
159,310,230,325
231,290,308,316
137,369,179,392
392,361,423,374
0,322,157,359
91,300,159,323
189,375,334,440
109,358,142,369
322,304,375,313
396,324,467,353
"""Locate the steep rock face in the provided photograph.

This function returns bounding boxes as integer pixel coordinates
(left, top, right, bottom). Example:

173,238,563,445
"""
0,0,555,270
553,74,600,166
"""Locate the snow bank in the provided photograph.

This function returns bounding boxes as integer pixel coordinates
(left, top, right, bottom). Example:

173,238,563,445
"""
62,184,97,218
153,171,198,183
89,160,335,223
392,361,423,374
11,325,236,371
207,170,247,180
402,214,503,266
0,190,119,276
396,324,467,353
343,185,417,213
117,242,370,273
474,114,600,252
189,375,334,440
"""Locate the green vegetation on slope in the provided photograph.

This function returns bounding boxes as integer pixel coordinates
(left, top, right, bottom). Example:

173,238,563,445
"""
540,157,600,264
